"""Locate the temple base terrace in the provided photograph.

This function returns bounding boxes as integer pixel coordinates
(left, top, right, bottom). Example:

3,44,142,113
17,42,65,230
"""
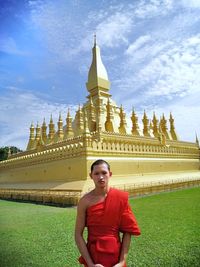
0,171,199,206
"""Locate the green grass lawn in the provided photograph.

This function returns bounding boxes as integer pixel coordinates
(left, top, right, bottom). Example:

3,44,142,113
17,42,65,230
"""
0,187,199,267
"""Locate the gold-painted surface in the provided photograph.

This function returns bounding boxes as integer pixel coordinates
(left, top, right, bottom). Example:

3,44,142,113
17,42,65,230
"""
0,178,199,206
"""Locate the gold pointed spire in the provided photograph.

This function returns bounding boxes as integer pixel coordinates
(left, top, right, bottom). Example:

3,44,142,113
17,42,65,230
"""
131,108,140,136
35,122,45,149
59,112,62,121
169,112,178,141
118,105,127,134
41,118,47,144
48,115,55,143
56,112,64,142
35,122,41,141
26,122,35,150
195,132,199,147
64,108,74,139
105,98,114,132
142,110,150,137
94,33,97,46
160,113,170,140
158,123,166,146
42,118,46,126
152,112,159,138
75,105,84,136
50,114,53,123
86,37,110,93
30,122,35,138
83,109,92,147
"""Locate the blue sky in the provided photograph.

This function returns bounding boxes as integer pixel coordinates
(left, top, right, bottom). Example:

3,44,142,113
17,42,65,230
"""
0,0,200,150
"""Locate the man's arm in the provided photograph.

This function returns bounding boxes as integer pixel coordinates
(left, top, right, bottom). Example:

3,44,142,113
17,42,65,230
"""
113,232,131,267
74,198,95,267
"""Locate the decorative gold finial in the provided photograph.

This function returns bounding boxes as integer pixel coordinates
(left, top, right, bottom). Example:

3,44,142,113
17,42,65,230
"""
42,118,47,144
64,108,74,139
118,104,127,134
160,113,170,140
169,112,178,141
131,108,140,136
195,132,199,147
50,114,53,123
86,32,110,93
48,115,55,143
75,105,84,136
94,33,96,46
56,112,64,141
42,118,46,126
152,112,159,138
59,112,62,121
105,98,114,132
142,110,150,137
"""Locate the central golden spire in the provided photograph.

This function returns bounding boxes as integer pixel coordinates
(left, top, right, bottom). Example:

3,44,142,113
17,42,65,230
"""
86,35,110,93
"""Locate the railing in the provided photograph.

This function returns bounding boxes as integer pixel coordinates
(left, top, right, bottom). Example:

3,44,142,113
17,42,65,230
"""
113,178,200,197
0,178,199,206
0,188,81,206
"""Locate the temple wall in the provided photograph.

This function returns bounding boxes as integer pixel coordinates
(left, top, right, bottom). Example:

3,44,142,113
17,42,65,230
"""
0,156,88,185
0,135,199,191
87,157,199,177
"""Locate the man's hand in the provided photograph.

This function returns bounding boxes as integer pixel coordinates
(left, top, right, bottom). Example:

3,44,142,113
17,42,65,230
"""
88,263,104,267
88,264,104,267
113,262,125,267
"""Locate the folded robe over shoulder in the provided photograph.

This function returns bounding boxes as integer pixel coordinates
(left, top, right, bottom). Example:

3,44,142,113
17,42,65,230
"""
79,188,141,267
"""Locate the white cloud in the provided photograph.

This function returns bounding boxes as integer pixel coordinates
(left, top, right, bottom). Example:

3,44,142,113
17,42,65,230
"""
95,12,133,48
26,0,179,61
0,87,77,150
29,0,80,61
134,0,174,18
28,0,134,59
0,37,27,55
188,36,200,45
181,0,200,8
125,35,151,55
113,17,200,102
143,35,200,97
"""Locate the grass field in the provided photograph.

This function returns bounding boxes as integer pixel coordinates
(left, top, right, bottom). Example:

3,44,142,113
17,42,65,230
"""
0,187,200,267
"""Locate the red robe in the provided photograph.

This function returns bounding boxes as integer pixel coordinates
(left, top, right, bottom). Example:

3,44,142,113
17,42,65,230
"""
78,188,141,267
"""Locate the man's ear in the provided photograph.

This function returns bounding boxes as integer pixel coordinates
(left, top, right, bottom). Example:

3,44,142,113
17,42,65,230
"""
109,171,112,177
89,173,92,179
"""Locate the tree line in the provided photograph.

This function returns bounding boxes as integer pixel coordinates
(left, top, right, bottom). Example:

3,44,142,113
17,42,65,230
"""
0,146,23,161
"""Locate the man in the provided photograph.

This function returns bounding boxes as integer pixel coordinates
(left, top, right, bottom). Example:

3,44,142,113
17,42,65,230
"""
75,159,140,267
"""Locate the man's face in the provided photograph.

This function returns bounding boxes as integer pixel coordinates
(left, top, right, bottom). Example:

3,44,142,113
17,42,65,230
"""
90,163,112,189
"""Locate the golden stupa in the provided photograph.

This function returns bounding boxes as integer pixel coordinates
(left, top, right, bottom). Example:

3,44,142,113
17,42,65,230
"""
0,39,199,204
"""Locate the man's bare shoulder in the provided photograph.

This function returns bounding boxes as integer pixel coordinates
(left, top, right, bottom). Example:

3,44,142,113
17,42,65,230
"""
78,190,94,209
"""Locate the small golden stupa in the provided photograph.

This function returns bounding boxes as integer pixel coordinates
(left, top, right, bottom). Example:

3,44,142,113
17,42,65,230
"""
0,38,199,203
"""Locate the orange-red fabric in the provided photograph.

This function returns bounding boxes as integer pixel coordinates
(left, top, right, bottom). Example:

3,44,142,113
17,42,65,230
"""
78,188,140,267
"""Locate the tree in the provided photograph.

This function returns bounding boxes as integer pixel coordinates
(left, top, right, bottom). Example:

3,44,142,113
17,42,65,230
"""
0,146,23,161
